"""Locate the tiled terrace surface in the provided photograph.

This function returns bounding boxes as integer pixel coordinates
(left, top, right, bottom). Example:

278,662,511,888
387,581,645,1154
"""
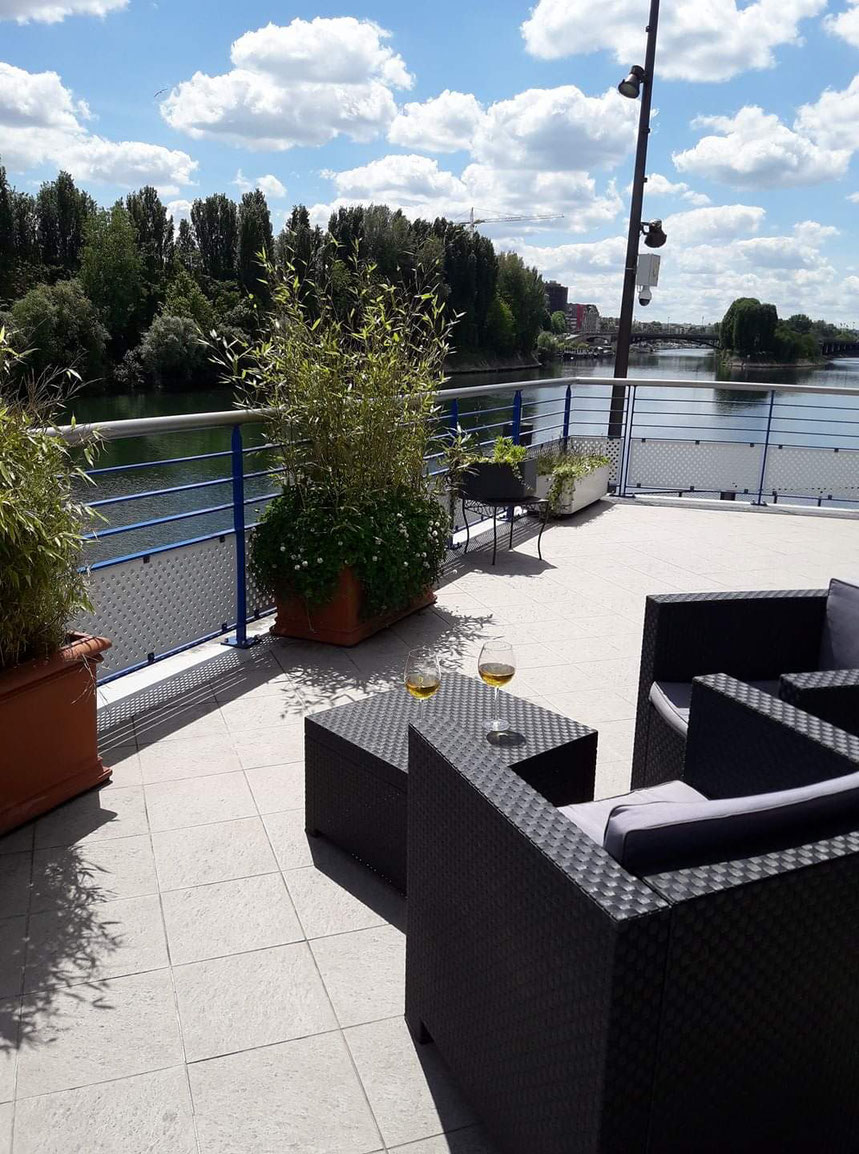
1,500,858,1153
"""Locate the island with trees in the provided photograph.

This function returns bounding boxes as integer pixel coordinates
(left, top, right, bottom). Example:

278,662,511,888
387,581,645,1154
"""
718,297,842,367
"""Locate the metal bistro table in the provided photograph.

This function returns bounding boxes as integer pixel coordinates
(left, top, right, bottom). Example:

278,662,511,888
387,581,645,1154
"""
305,671,597,892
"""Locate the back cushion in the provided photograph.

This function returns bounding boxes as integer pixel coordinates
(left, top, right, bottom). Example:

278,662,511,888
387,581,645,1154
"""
819,578,859,670
604,767,859,875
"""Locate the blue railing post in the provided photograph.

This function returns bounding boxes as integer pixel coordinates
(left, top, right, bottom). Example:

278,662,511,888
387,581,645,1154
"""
753,390,776,506
224,424,259,649
562,384,572,448
512,390,522,444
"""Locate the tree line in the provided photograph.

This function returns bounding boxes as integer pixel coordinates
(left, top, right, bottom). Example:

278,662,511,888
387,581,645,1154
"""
0,164,550,392
719,298,846,362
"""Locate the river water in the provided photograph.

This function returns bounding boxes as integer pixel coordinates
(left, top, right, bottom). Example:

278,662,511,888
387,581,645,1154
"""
70,348,859,562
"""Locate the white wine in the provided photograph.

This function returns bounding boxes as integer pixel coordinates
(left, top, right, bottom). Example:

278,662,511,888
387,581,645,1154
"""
406,675,441,700
479,662,515,688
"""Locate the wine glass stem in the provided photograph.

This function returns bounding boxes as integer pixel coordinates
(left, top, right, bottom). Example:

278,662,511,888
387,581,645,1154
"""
493,685,500,730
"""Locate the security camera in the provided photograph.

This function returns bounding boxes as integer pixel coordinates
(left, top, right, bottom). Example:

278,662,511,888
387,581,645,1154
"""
638,286,652,306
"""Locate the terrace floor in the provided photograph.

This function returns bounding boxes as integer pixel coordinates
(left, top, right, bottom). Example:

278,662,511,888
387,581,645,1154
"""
2,499,858,1153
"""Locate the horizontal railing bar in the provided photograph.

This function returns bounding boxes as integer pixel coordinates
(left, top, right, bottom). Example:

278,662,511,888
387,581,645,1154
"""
89,466,287,509
86,449,233,475
84,501,235,539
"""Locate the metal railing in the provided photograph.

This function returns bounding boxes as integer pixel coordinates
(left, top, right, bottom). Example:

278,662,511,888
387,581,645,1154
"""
58,374,859,681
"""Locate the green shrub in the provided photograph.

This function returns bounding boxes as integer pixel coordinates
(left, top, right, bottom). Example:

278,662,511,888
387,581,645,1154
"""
4,279,108,381
139,313,208,388
490,436,529,470
0,331,97,669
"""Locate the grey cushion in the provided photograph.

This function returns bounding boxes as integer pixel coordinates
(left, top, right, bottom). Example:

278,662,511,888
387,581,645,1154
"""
819,578,859,670
560,780,706,846
604,765,859,876
650,679,780,737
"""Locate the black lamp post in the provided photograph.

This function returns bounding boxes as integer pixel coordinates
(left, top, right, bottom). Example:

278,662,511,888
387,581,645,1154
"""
608,0,661,439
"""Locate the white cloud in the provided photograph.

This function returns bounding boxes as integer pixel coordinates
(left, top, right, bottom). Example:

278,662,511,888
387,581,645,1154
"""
233,169,287,198
515,212,844,321
161,17,411,151
521,0,825,83
661,204,766,244
308,152,622,233
0,62,197,191
0,0,125,22
644,173,710,206
795,75,859,153
673,106,850,187
825,1,859,47
849,192,859,203
166,199,192,221
388,90,484,153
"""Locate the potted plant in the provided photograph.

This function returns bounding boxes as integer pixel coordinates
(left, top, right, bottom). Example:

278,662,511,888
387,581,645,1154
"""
459,435,537,504
535,445,611,516
224,260,451,646
0,331,110,836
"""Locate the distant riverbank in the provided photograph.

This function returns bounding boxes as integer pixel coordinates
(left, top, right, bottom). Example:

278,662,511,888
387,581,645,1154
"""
445,353,540,375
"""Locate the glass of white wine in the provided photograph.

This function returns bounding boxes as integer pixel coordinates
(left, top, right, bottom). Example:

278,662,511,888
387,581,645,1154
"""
478,638,516,735
404,650,441,701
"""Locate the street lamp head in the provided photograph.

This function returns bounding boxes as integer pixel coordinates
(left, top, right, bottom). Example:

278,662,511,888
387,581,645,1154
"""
642,219,667,248
618,65,645,99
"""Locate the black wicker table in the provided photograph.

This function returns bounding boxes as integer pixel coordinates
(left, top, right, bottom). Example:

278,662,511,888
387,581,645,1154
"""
305,671,597,892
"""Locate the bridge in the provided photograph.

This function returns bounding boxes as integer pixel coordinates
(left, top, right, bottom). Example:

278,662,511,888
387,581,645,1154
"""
820,338,859,356
580,329,720,349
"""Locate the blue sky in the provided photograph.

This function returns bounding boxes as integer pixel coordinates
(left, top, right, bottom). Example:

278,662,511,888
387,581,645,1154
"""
3,0,859,323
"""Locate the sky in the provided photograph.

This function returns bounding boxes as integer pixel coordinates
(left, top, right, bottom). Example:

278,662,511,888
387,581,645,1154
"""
2,0,859,324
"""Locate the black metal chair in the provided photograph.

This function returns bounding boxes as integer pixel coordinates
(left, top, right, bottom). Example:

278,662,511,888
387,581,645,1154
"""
631,587,859,789
460,460,549,564
406,678,859,1154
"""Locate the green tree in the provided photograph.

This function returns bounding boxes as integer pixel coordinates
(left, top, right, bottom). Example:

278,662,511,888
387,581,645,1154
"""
0,165,14,299
191,194,238,282
138,314,208,388
126,186,174,317
237,189,274,298
551,310,567,334
484,294,516,356
786,313,812,334
721,297,777,355
161,267,215,332
80,203,143,353
497,251,545,356
4,279,107,379
175,218,198,271
35,171,95,275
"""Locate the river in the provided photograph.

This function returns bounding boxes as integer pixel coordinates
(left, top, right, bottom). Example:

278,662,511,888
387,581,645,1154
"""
70,348,859,562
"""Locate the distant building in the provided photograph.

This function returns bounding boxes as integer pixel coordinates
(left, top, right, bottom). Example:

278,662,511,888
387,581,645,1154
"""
545,280,569,316
566,303,600,336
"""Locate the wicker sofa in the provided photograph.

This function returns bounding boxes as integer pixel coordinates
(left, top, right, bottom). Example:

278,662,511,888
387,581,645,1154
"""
406,675,859,1154
631,585,859,790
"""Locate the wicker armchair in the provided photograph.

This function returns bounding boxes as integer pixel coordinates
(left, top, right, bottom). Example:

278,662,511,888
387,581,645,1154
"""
405,676,859,1154
631,588,836,789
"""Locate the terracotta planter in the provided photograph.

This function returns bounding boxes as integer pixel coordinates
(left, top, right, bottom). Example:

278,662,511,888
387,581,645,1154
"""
0,632,111,836
270,567,436,646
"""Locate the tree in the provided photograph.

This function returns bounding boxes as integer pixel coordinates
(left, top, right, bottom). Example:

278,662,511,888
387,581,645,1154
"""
138,314,209,388
484,294,516,356
497,251,545,356
161,267,215,332
551,310,567,335
191,194,238,281
0,165,14,299
720,297,777,355
786,313,812,334
4,279,107,379
175,218,198,272
126,186,174,316
35,171,95,275
80,203,143,352
237,189,274,298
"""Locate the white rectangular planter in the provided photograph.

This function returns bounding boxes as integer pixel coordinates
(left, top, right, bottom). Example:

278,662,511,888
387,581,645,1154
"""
535,464,610,516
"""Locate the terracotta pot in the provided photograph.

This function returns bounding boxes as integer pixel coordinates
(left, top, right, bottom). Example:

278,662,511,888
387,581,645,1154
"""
0,632,111,836
270,567,436,646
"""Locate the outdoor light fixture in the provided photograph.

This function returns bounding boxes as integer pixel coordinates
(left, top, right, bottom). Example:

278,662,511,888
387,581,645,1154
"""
642,219,667,248
618,65,645,99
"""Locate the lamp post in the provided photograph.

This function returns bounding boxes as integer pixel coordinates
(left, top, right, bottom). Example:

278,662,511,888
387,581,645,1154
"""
608,0,661,439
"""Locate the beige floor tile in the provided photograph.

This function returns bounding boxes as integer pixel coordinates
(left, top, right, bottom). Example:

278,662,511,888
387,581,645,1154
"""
161,873,303,964
100,746,142,786
138,732,242,784
0,854,31,919
245,762,304,813
31,835,158,912
220,694,305,734
233,724,305,770
34,786,148,849
0,1101,10,1154
12,1066,197,1154
262,810,313,870
189,1032,381,1153
0,919,25,999
152,817,277,891
388,1128,500,1153
0,825,34,857
145,771,256,833
284,864,393,940
15,969,184,1098
25,894,168,991
135,701,227,746
310,925,405,1028
0,1001,17,1102
174,942,336,1061
345,1016,477,1148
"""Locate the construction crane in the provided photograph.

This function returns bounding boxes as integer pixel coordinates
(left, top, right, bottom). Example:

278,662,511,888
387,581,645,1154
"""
465,208,564,232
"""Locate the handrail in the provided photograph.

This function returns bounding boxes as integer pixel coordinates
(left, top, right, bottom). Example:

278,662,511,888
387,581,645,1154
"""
51,374,859,442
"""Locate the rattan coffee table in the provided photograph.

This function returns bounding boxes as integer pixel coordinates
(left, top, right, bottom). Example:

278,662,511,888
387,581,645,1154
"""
305,671,597,892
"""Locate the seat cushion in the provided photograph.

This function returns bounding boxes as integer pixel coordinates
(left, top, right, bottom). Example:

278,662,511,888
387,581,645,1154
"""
560,779,706,846
650,679,780,737
819,578,859,670
604,765,859,876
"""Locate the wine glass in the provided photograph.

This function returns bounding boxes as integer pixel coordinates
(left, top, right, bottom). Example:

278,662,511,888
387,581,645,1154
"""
478,638,516,734
404,650,441,701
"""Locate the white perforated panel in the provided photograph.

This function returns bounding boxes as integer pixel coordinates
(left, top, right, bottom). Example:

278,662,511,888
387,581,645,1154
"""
763,445,859,500
624,438,763,494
